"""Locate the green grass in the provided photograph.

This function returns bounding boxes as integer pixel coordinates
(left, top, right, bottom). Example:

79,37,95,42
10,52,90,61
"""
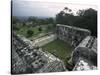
15,24,55,39
42,39,73,65
16,26,40,36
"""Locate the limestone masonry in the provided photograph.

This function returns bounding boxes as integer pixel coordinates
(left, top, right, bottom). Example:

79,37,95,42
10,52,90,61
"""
12,24,97,74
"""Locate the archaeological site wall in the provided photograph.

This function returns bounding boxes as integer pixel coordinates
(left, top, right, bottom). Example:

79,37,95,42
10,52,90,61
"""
56,24,97,70
12,33,66,74
12,24,97,73
56,24,91,47
72,36,97,65
33,34,57,47
72,36,97,70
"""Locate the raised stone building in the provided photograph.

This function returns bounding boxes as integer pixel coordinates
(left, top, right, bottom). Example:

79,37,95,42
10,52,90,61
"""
72,36,97,71
56,24,97,71
12,33,66,74
12,24,97,74
56,24,91,47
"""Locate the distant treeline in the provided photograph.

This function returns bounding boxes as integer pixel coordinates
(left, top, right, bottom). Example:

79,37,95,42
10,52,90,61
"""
12,16,55,25
12,7,97,37
56,7,97,37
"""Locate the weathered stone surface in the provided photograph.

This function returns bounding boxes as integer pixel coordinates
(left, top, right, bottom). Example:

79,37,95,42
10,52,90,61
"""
12,24,97,73
72,36,97,70
73,57,97,71
56,24,91,47
33,34,57,47
56,24,97,70
12,33,66,74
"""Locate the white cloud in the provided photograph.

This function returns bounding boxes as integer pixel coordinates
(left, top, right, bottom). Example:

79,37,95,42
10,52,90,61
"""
12,1,97,17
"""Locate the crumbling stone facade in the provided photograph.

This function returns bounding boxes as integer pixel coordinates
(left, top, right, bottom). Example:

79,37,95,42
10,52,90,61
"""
12,33,66,74
56,24,97,71
12,24,97,73
72,36,97,70
56,24,91,47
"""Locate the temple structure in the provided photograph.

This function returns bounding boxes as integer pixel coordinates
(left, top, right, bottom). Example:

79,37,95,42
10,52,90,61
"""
12,24,97,74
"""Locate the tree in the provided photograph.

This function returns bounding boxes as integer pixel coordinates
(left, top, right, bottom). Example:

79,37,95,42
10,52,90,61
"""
76,10,85,16
56,7,97,37
56,11,65,24
64,7,72,13
56,7,75,26
26,30,34,37
74,8,97,36
46,18,54,24
38,27,42,32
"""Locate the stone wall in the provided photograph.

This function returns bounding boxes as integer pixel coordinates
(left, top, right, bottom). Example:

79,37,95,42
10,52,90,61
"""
12,46,27,74
12,33,66,74
72,36,97,66
73,57,97,71
33,34,57,47
56,24,91,47
12,33,31,74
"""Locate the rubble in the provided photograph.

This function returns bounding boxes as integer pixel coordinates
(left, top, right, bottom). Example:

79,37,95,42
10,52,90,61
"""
12,24,97,74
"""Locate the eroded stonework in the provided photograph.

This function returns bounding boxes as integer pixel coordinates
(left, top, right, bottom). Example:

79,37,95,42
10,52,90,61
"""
12,24,97,74
56,24,91,47
56,24,97,71
12,33,66,74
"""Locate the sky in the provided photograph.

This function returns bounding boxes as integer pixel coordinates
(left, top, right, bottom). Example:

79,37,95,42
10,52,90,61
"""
12,0,97,17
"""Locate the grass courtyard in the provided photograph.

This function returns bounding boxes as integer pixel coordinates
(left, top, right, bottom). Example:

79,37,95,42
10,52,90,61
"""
15,24,55,40
42,39,73,66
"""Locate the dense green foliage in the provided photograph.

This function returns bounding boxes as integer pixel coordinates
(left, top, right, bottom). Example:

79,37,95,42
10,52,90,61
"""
56,7,97,37
12,7,97,37
12,18,55,39
74,8,97,36
12,16,56,39
38,27,42,32
26,30,34,37
27,17,54,25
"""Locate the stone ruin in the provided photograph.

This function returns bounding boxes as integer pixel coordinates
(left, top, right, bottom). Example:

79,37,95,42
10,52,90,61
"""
11,32,66,74
56,24,91,47
56,24,97,71
12,24,97,74
72,36,97,71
